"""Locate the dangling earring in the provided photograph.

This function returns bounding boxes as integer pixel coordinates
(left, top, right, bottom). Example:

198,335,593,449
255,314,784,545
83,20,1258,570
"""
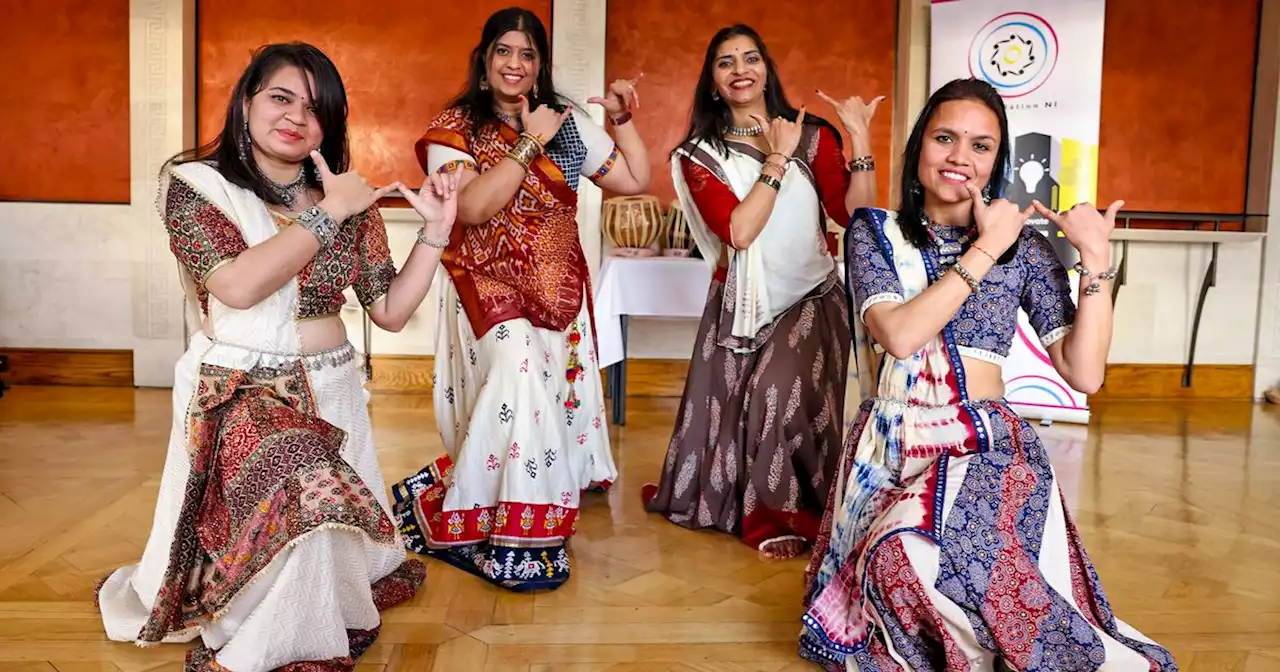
911,182,923,198
981,183,992,204
711,90,721,101
532,81,540,98
238,119,252,164
479,75,490,91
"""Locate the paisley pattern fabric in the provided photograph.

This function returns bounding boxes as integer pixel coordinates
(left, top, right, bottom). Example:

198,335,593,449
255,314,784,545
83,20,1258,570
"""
644,273,850,550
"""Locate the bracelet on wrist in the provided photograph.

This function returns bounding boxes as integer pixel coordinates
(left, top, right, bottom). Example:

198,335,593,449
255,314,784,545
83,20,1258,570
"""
1073,261,1117,296
951,262,980,293
757,173,782,191
506,133,543,171
611,110,633,126
297,205,340,247
970,244,997,263
848,155,875,173
416,226,449,249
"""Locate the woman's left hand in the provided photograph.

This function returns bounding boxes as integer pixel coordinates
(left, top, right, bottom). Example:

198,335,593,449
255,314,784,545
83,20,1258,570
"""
1033,199,1123,268
589,74,643,116
816,90,884,139
397,171,461,241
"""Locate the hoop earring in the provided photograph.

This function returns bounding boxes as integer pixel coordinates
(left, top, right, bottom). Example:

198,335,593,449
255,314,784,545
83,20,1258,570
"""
479,75,490,91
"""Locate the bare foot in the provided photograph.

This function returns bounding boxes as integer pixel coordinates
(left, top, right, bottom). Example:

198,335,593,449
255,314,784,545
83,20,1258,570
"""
758,536,808,560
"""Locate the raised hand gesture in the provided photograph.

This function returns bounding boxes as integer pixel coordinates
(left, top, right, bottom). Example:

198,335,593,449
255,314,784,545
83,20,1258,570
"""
397,171,461,242
965,183,1032,258
520,95,572,146
311,150,397,222
815,90,883,139
749,107,807,158
1033,199,1122,268
589,73,643,117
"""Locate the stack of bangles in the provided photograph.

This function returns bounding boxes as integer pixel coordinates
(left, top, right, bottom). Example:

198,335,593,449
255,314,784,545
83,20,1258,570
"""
757,152,789,190
506,131,544,171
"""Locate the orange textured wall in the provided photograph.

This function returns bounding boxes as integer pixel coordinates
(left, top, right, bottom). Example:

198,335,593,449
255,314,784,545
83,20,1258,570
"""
606,1,897,206
0,1,130,203
198,2,552,189
1097,0,1259,213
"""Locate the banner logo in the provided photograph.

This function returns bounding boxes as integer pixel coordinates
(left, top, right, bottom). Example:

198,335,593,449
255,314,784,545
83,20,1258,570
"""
968,12,1059,98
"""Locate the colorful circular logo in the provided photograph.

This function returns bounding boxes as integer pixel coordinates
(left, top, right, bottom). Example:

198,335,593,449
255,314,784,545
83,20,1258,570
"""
967,12,1059,98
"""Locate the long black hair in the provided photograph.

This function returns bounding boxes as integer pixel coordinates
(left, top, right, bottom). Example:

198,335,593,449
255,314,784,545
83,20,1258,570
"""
166,42,349,208
898,78,1013,261
448,8,567,140
677,24,839,156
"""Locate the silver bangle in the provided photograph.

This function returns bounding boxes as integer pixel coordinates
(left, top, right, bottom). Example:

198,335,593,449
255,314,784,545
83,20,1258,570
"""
417,227,449,249
297,206,340,247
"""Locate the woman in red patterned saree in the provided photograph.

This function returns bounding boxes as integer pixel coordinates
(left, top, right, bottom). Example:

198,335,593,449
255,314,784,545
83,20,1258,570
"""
97,43,457,670
643,25,882,561
390,8,652,592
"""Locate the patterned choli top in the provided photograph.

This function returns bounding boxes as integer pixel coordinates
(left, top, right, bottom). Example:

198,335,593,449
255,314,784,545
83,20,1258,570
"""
163,167,396,320
846,207,1076,364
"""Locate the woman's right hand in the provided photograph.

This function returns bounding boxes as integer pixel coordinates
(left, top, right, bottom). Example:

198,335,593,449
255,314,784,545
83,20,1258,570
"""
312,150,397,223
520,95,571,146
965,182,1032,257
750,107,807,158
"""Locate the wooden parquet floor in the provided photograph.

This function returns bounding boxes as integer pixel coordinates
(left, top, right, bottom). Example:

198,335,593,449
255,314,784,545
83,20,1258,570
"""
0,386,1278,671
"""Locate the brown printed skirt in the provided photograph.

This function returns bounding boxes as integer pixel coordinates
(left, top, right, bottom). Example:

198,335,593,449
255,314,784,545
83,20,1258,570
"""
645,272,851,549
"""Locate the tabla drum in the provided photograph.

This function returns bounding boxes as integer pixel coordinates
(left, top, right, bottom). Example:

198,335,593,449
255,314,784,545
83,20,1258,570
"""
662,199,695,257
602,195,662,257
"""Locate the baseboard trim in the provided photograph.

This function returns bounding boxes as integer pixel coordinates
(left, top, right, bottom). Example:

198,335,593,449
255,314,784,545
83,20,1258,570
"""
1093,364,1254,400
0,348,134,387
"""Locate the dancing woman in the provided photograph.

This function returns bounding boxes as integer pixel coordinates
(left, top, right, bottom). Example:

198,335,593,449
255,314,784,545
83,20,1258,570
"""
800,78,1176,671
391,7,651,592
643,24,880,560
97,43,458,670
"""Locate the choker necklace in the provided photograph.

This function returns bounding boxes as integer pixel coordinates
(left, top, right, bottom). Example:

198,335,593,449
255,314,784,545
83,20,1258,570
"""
496,109,523,131
727,123,763,137
267,167,308,209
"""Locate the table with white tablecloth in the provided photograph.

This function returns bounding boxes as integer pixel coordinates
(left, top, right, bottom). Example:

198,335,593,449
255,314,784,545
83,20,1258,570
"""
593,256,713,425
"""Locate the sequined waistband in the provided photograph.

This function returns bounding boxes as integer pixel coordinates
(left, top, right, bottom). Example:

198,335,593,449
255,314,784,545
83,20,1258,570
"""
202,336,357,372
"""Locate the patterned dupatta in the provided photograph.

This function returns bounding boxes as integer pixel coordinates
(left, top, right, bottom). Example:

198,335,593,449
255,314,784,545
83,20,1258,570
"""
416,108,594,341
670,126,837,352
802,208,990,659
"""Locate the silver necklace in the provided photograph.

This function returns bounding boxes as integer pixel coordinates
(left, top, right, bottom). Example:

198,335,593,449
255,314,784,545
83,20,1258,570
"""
726,123,763,137
267,168,308,209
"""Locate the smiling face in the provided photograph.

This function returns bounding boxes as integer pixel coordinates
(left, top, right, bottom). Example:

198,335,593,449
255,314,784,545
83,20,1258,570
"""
244,65,322,165
486,30,540,99
711,34,768,106
917,99,1002,205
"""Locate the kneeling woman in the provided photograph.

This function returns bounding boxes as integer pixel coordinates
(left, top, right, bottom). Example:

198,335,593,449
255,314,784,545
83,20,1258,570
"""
800,78,1176,670
97,43,457,670
391,8,651,592
643,24,881,559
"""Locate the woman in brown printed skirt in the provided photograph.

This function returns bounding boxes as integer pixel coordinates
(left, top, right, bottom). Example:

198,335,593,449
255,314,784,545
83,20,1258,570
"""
641,24,882,559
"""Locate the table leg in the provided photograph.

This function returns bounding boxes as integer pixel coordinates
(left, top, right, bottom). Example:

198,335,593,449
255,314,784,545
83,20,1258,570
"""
611,315,629,426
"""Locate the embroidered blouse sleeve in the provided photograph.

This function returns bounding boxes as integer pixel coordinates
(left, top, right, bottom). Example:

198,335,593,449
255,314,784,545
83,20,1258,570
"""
352,206,397,309
846,210,903,321
810,126,852,227
162,173,247,287
679,156,738,245
1020,227,1076,346
573,108,619,183
425,143,479,176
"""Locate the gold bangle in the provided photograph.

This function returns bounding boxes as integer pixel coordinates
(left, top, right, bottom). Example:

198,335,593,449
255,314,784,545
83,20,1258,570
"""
506,135,542,171
848,155,875,172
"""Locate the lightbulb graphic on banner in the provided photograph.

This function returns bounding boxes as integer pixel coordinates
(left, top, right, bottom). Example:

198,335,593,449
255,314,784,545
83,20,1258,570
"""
932,0,1107,424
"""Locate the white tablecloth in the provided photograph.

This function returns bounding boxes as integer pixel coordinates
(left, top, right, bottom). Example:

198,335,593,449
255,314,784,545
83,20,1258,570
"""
593,256,712,368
